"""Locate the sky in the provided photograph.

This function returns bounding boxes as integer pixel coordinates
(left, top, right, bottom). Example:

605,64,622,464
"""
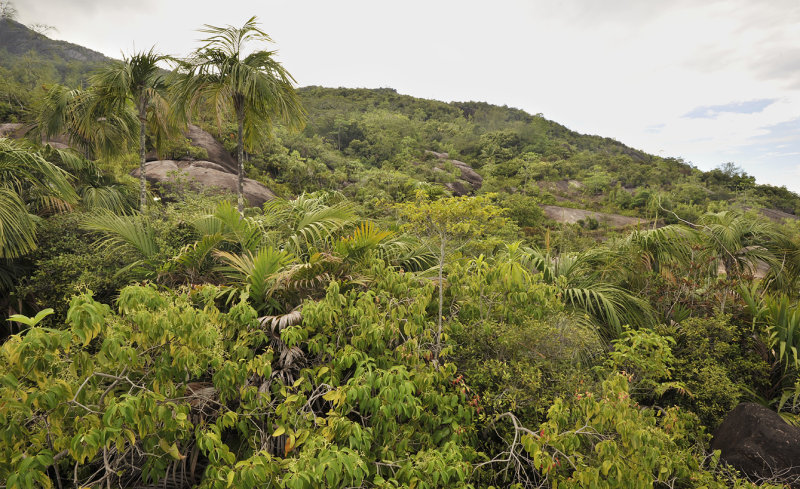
14,0,800,191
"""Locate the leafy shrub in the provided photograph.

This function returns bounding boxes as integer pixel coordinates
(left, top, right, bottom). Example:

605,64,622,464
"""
656,315,770,428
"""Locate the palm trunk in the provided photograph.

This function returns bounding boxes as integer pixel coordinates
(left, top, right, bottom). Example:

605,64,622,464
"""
139,117,147,212
436,234,446,363
236,107,245,216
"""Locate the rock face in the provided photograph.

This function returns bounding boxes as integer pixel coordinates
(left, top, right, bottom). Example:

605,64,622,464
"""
0,123,71,149
0,123,25,138
541,205,649,228
449,159,482,189
185,124,238,174
146,125,238,174
132,160,275,207
711,403,800,485
425,150,483,196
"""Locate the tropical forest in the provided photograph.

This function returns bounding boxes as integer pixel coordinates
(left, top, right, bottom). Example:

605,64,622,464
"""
3,4,800,488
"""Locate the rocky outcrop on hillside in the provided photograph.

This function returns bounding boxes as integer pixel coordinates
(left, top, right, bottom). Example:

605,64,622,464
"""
425,150,482,196
146,124,238,174
132,160,275,207
185,125,237,173
0,122,70,149
541,205,649,228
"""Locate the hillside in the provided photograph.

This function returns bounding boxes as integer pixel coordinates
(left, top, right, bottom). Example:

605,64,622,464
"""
1,19,799,230
247,86,800,236
4,15,800,489
0,18,110,120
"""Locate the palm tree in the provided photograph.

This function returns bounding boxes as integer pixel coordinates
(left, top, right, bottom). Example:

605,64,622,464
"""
33,84,137,160
89,49,173,211
697,210,797,283
173,16,306,215
518,245,655,339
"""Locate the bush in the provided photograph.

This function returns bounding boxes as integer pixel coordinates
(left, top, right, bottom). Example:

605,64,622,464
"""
12,213,127,326
656,315,770,428
156,137,209,161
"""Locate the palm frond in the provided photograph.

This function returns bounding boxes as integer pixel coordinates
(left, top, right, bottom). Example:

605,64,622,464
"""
81,211,159,260
0,187,38,259
166,233,228,284
193,201,263,251
214,247,294,311
0,138,77,204
562,283,653,339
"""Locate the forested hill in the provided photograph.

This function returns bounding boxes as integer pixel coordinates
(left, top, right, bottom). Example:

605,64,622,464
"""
0,18,109,119
0,18,108,62
299,85,652,162
271,85,800,224
7,14,800,489
2,18,800,223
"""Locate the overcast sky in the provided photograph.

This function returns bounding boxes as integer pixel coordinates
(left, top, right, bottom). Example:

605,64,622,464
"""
15,0,800,191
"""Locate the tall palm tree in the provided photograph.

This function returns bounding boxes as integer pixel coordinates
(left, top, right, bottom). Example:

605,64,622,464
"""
89,49,173,211
33,84,137,160
173,16,306,215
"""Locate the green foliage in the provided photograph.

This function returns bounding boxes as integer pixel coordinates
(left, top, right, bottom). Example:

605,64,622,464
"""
5,19,800,489
608,327,683,398
397,192,507,244
514,374,772,489
520,246,655,338
656,315,768,428
1,264,479,489
0,138,77,259
158,136,209,161
740,287,800,420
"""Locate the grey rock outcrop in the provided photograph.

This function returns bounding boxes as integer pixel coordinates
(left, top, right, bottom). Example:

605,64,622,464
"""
425,150,483,196
185,124,237,174
146,125,237,174
711,402,800,486
132,160,275,207
0,123,71,149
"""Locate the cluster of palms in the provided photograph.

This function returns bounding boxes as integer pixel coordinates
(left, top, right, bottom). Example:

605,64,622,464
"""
34,16,305,214
1,17,304,288
84,194,434,313
467,209,800,342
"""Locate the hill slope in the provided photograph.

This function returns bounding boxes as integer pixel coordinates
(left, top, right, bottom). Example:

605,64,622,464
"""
2,20,799,228
0,18,109,120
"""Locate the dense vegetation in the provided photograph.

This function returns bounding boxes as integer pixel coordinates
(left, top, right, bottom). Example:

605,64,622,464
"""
2,11,800,489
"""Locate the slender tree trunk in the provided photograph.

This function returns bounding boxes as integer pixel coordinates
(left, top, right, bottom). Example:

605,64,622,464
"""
139,116,147,212
236,106,245,216
436,234,446,363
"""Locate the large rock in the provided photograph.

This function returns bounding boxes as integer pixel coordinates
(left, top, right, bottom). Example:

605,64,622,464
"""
0,123,72,149
711,402,800,485
186,124,237,174
424,150,483,195
0,123,25,138
450,159,483,189
132,160,275,207
146,124,238,174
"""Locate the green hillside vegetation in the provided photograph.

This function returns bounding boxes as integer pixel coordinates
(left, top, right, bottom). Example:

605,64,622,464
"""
2,13,800,489
0,17,109,121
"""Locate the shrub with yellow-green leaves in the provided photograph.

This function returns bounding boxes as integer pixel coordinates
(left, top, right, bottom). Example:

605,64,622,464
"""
1,261,479,489
515,373,780,489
